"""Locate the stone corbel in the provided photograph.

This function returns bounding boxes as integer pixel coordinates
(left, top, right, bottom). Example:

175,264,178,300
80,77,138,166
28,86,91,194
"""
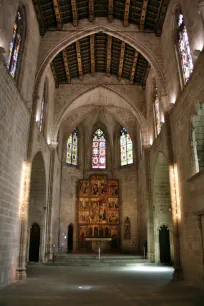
0,46,6,65
49,141,58,151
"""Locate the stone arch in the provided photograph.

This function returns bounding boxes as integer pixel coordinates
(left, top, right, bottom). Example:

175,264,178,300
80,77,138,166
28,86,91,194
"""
28,151,46,262
51,84,148,144
152,152,173,263
34,23,167,102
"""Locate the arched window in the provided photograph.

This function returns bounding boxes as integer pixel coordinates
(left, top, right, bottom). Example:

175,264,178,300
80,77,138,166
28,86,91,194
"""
39,83,47,134
176,12,193,84
92,129,106,169
7,9,25,79
66,128,78,166
192,104,204,173
153,85,161,137
120,128,133,166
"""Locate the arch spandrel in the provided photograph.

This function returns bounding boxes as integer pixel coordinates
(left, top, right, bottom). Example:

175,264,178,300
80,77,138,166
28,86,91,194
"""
51,84,148,144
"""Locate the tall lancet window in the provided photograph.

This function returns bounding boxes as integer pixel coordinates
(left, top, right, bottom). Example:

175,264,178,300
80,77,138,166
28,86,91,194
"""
92,129,106,169
39,84,47,134
120,128,133,166
66,128,78,166
7,10,24,79
154,86,161,137
177,12,193,84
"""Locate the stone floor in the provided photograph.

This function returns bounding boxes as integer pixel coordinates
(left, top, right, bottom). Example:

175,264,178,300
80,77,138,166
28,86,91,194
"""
0,264,204,306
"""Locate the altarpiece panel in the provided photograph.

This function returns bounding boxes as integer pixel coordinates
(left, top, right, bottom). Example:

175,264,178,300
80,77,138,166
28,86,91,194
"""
78,175,120,249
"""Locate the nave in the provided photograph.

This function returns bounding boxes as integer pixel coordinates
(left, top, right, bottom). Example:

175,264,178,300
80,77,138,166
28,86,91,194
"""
0,264,204,306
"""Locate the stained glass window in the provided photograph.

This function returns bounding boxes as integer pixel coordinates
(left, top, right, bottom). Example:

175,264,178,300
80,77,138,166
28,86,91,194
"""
92,129,106,169
39,84,47,133
120,128,133,166
177,13,193,84
7,11,23,79
66,128,78,166
154,86,161,136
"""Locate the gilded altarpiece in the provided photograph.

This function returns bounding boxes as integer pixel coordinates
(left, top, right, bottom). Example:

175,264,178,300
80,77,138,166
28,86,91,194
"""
78,175,120,249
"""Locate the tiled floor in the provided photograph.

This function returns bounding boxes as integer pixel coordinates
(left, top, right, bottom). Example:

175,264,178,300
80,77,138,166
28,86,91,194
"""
0,264,204,306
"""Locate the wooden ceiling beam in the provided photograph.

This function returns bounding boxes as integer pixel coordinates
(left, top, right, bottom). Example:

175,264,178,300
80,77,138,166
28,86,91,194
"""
76,41,83,80
118,41,126,81
90,35,95,76
130,51,139,84
140,0,149,31
52,0,63,30
106,35,112,77
108,0,113,22
89,0,94,22
155,0,170,36
71,0,78,26
124,0,130,27
32,0,46,35
62,49,71,84
106,35,113,77
50,62,59,88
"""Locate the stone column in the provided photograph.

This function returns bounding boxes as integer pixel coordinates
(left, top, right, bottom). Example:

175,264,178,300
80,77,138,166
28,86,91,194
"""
195,212,204,285
144,149,155,262
44,141,58,262
16,162,31,281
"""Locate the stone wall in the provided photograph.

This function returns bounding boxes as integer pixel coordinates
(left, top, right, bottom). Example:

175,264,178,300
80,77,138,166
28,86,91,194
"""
0,61,30,288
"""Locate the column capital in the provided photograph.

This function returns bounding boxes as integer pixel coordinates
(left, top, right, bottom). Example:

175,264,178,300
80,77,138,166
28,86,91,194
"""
49,141,58,150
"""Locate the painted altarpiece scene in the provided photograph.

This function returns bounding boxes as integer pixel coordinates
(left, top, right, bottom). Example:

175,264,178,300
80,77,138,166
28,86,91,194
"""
78,175,120,250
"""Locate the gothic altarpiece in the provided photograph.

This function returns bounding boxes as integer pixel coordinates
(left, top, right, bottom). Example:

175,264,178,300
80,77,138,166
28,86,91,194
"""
78,175,120,250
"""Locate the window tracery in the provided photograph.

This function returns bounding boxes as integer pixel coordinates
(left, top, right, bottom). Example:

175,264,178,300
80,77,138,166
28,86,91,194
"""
66,128,78,166
120,128,133,166
92,129,106,169
154,86,161,137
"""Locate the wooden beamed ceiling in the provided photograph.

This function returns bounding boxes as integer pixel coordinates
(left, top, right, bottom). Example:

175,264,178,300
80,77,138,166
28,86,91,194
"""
33,0,169,36
51,33,149,87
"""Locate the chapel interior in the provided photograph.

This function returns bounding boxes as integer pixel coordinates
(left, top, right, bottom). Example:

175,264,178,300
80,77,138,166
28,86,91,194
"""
1,0,204,304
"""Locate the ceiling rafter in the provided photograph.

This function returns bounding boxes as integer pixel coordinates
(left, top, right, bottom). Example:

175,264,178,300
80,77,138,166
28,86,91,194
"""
32,0,45,35
90,35,95,76
71,0,78,26
130,51,139,84
108,0,113,22
51,34,150,86
76,41,83,80
62,49,71,84
52,0,63,30
155,0,170,36
140,0,149,31
50,62,59,88
124,0,130,27
89,0,94,22
118,41,126,81
107,35,112,76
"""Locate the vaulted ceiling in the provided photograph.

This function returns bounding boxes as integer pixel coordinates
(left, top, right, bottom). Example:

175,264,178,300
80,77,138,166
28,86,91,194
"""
33,0,169,36
51,33,150,87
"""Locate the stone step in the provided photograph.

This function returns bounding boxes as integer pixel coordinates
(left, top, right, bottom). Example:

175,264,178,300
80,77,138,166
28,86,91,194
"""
47,254,148,266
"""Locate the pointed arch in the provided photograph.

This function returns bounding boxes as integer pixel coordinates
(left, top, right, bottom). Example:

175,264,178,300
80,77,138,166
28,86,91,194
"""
34,23,167,108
